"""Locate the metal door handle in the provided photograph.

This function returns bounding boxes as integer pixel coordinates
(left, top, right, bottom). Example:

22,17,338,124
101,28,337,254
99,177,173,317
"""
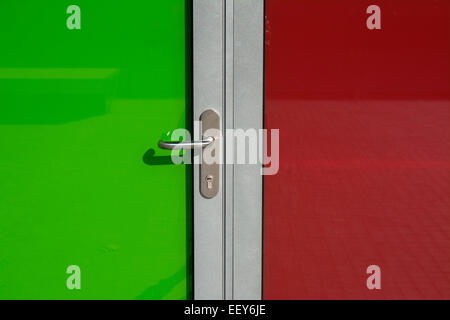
156,109,220,199
158,137,214,150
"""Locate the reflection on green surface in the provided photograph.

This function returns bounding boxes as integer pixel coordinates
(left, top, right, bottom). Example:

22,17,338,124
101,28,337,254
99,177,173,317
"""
0,1,192,299
0,68,119,79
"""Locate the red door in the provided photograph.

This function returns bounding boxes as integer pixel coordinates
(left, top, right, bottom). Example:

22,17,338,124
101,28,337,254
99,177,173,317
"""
264,0,450,299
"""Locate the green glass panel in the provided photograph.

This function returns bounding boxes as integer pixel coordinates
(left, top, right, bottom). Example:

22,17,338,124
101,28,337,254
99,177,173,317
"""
0,0,192,299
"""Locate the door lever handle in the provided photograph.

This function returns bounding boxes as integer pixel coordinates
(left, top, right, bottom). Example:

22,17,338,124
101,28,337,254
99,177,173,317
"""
156,109,220,199
158,136,214,150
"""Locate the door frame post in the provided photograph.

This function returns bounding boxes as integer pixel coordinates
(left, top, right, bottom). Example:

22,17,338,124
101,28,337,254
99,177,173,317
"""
193,0,225,300
193,0,264,300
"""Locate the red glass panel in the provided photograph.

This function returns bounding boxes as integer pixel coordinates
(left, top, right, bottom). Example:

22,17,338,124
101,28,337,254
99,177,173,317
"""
264,0,450,299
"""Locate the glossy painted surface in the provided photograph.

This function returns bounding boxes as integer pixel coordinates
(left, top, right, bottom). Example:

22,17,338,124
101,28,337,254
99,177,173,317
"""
264,0,450,299
0,1,192,299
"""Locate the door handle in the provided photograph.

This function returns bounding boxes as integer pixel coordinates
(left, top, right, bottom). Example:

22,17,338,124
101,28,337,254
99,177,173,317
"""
158,137,214,150
157,109,220,199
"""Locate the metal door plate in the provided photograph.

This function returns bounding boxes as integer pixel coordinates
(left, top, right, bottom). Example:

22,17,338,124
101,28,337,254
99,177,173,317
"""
200,109,220,198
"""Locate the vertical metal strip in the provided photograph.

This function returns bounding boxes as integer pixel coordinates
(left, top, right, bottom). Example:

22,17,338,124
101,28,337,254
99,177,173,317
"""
193,0,225,300
231,0,264,299
194,0,264,300
224,0,235,300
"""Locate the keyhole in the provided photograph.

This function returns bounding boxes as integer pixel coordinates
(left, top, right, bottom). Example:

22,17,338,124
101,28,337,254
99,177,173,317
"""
206,175,213,190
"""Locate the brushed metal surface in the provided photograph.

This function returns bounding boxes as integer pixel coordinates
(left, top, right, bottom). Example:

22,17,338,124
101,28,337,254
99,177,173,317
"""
200,109,220,199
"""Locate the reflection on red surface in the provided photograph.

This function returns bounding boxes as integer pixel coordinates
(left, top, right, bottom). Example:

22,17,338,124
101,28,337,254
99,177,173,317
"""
264,0,450,299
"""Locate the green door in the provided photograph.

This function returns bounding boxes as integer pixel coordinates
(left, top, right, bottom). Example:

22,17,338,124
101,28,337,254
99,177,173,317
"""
0,0,192,299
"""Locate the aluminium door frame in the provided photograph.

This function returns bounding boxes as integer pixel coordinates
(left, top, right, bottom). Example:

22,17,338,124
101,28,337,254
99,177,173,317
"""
193,0,264,300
